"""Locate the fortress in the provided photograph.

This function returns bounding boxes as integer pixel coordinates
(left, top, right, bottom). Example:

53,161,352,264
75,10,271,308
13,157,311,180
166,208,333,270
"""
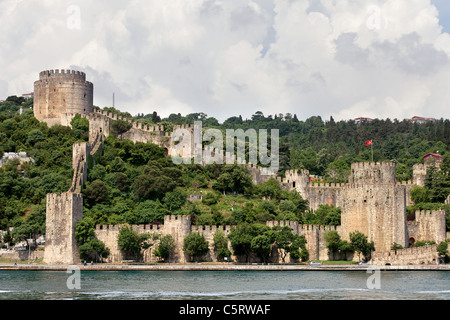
36,69,449,266
33,70,94,127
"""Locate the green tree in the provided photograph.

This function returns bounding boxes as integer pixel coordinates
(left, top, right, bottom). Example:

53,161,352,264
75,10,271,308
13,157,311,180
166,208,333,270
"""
437,241,448,257
117,226,154,261
289,235,308,262
256,179,282,200
391,242,404,252
111,119,132,138
162,189,187,211
410,186,430,204
75,217,96,245
324,230,341,261
133,162,183,200
212,165,253,194
78,238,110,262
251,233,273,263
213,230,231,261
70,114,89,140
228,223,271,262
26,129,45,146
84,180,109,206
271,226,302,263
349,231,374,262
183,232,209,262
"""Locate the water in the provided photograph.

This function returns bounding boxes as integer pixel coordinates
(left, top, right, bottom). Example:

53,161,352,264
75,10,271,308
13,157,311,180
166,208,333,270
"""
0,270,449,300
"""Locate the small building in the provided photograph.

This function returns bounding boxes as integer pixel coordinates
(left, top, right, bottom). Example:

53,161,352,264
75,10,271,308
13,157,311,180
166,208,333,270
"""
22,92,34,100
423,153,442,165
0,152,35,168
354,117,373,125
410,116,437,124
309,175,324,182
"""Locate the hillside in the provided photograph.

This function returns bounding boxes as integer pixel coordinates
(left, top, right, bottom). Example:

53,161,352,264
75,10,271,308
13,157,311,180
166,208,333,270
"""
1,98,450,251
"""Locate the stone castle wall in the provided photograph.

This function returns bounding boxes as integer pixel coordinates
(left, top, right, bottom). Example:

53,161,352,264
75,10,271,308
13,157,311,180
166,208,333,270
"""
95,217,346,264
38,69,448,266
407,210,447,245
34,69,93,126
44,193,83,265
340,183,408,253
372,243,448,266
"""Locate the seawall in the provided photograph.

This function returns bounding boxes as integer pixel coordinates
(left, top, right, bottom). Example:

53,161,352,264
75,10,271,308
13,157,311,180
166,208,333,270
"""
2,263,450,272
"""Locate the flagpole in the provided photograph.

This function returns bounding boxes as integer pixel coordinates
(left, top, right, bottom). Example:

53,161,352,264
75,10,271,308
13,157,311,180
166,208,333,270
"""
371,141,374,162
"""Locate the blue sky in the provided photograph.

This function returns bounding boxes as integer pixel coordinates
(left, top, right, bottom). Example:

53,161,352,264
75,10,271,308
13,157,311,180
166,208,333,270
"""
432,0,450,33
1,0,450,122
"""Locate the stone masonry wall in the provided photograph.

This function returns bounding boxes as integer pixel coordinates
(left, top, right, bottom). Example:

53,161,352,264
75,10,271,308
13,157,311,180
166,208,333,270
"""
44,193,83,265
372,243,448,266
340,183,408,253
34,69,93,126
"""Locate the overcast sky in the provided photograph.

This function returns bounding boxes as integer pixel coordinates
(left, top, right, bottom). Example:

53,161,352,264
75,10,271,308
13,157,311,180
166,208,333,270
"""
1,0,450,122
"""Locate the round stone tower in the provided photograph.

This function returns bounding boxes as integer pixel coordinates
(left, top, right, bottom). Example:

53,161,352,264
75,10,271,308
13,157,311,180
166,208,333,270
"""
33,69,94,127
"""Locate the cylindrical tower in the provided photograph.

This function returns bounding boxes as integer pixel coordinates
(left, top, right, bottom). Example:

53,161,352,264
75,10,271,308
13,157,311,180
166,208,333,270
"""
33,69,93,126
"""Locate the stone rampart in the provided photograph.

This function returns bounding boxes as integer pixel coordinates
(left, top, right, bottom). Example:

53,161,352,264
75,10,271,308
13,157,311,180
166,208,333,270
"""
44,193,83,265
340,183,408,253
408,210,447,245
372,244,446,265
349,161,397,184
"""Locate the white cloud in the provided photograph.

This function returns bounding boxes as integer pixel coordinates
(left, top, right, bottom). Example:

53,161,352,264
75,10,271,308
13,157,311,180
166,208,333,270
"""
0,0,449,122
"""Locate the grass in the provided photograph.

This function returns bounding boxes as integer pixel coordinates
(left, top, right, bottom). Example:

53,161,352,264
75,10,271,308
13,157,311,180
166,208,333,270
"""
317,260,358,265
0,257,45,264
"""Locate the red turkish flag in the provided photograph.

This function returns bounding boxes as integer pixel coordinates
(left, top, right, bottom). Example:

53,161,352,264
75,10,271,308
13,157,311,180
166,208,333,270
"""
365,140,373,146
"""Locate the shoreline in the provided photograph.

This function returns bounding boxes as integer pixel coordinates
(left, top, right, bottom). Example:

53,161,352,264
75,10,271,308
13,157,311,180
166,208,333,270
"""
1,263,450,272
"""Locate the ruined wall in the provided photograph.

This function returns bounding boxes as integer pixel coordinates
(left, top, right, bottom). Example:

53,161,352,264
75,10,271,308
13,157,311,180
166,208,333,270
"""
44,193,83,265
34,69,93,126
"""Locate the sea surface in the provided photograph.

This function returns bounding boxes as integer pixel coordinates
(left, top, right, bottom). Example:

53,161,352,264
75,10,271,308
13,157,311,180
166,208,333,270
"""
0,270,449,300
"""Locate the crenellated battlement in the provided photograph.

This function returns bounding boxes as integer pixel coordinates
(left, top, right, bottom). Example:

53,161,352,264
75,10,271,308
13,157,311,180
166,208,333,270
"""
46,192,83,201
309,182,345,188
93,109,166,135
164,214,192,223
349,161,397,184
396,180,414,186
351,161,396,169
38,69,88,82
191,225,233,233
415,210,446,219
34,69,94,126
95,223,162,232
372,243,445,265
